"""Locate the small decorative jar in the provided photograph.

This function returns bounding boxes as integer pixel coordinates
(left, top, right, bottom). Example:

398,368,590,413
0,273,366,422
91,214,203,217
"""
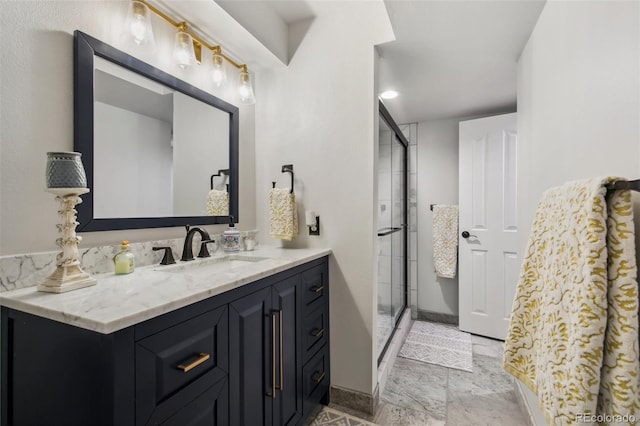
46,151,87,188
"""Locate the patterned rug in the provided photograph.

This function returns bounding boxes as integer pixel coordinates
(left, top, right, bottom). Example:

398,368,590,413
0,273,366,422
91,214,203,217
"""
309,406,377,426
399,321,473,372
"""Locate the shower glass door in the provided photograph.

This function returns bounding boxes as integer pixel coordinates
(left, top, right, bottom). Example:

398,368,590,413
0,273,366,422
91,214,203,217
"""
377,102,408,363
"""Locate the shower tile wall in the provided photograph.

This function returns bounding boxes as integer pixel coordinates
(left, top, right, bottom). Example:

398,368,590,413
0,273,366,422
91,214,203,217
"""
399,123,418,320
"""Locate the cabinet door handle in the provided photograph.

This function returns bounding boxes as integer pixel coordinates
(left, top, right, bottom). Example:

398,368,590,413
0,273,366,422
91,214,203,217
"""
311,328,324,338
176,353,210,373
310,285,324,293
312,371,325,383
276,309,284,392
267,312,277,399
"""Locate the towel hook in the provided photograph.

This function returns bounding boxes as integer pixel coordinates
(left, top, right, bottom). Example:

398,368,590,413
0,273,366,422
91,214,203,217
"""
282,165,294,194
210,169,230,190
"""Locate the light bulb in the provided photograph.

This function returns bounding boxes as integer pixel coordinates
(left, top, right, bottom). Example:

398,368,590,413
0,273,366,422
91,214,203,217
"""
124,1,155,49
173,30,196,69
211,52,226,87
130,17,147,44
238,69,256,104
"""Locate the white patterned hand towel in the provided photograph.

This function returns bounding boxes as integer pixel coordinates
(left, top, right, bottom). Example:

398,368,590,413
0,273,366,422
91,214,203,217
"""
433,205,459,278
503,177,639,425
206,190,229,216
269,188,298,241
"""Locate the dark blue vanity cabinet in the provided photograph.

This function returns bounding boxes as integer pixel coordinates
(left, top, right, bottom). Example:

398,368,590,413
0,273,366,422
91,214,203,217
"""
1,256,330,426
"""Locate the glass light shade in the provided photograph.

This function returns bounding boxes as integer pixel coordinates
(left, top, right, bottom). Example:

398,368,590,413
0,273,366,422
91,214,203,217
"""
173,31,197,69
124,1,155,48
238,70,256,104
211,52,226,87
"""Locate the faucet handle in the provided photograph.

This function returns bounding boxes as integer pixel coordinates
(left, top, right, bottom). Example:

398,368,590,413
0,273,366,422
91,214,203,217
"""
198,240,216,258
152,246,176,265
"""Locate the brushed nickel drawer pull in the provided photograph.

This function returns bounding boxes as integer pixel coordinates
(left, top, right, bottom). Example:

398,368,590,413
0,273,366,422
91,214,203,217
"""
312,371,325,383
177,353,210,373
310,285,324,293
311,328,324,338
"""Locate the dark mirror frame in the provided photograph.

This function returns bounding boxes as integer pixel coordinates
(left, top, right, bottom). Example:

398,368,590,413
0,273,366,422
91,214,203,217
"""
74,30,239,232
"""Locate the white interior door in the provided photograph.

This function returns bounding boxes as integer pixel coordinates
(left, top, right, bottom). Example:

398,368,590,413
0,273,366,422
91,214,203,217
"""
458,113,518,340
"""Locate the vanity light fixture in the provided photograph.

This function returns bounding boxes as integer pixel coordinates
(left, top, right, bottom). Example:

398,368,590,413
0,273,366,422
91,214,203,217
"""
211,46,226,87
124,0,155,48
173,23,197,69
124,0,256,102
238,65,256,105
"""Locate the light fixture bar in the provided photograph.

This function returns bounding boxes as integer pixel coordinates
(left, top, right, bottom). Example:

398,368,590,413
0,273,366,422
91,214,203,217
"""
138,0,247,70
138,0,179,31
220,52,243,70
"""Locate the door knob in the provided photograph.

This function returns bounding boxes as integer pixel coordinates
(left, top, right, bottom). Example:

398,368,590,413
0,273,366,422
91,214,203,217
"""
461,231,477,239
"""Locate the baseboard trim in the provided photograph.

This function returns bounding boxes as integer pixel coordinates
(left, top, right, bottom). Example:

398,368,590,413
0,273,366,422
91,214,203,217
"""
417,309,459,325
330,385,379,415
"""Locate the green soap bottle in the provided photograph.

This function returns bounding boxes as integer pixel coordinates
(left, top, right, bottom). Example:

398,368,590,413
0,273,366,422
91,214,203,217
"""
114,240,135,275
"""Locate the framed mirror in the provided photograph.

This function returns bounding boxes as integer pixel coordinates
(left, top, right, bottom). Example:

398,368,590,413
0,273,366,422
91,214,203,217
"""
74,30,239,231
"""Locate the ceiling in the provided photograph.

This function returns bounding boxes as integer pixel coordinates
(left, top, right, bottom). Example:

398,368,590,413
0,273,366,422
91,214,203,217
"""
213,0,546,124
378,0,546,124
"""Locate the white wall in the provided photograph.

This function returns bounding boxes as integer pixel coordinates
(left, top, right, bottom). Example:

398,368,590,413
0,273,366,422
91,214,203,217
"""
416,118,460,316
518,0,640,253
0,1,256,255
254,1,393,396
517,0,639,421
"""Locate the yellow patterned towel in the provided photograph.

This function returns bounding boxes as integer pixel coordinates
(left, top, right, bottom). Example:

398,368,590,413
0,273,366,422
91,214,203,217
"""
206,190,229,216
269,188,298,241
433,205,459,278
503,177,639,425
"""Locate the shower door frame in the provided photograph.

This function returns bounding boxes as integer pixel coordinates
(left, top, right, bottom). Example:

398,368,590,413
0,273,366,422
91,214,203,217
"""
377,101,409,365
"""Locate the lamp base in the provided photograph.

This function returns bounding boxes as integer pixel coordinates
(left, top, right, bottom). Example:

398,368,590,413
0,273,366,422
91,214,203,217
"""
38,264,97,294
39,187,96,293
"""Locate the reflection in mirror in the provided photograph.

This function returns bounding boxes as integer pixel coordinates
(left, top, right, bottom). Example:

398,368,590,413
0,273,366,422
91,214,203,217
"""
74,31,238,231
93,57,230,218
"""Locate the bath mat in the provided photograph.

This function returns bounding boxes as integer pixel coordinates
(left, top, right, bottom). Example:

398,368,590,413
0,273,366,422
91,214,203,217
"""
309,406,377,426
399,321,473,372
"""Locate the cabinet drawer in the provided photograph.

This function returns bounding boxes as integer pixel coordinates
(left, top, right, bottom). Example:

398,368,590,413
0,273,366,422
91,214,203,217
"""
160,377,228,426
302,304,328,363
302,263,328,312
136,306,228,425
302,347,330,415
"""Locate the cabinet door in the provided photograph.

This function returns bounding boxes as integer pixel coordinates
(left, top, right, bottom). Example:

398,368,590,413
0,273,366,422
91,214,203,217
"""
272,275,303,426
228,287,273,426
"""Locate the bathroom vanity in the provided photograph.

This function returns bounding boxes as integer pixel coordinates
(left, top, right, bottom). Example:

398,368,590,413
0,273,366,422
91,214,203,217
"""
0,247,330,426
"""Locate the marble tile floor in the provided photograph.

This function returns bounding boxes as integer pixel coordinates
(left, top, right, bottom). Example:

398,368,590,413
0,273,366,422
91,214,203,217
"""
315,325,530,426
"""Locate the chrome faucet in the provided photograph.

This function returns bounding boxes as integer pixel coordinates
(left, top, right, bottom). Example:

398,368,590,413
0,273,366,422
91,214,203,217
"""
181,225,215,261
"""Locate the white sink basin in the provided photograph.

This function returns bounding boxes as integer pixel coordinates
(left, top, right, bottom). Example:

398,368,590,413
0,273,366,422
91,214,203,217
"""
156,254,270,274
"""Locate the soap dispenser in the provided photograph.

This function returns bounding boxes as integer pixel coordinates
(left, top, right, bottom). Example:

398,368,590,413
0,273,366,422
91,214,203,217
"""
223,216,240,252
114,240,135,274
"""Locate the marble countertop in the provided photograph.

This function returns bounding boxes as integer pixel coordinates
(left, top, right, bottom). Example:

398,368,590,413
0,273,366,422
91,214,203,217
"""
0,247,331,334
